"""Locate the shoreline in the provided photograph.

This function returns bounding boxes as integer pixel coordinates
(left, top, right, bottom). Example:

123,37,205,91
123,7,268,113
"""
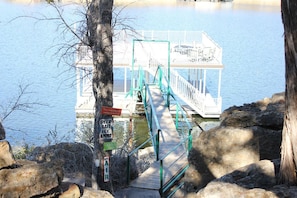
6,0,280,7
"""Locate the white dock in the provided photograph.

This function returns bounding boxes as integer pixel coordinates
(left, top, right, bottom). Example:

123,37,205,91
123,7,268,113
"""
75,30,223,119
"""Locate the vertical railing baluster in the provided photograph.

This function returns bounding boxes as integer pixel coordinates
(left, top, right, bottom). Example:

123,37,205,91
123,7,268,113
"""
127,155,130,184
156,129,160,161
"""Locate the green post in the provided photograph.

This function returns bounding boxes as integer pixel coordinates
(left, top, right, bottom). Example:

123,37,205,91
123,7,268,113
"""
158,66,163,89
131,39,136,97
160,159,164,196
150,105,153,133
156,129,160,161
127,155,130,184
167,41,171,108
175,104,179,130
188,129,193,152
143,84,147,109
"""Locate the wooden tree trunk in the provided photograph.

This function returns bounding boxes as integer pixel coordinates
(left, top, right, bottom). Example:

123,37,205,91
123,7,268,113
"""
279,0,297,185
87,0,114,192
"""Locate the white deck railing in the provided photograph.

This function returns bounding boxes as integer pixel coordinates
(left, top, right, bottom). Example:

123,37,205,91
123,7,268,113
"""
168,68,221,116
76,30,223,66
148,58,221,117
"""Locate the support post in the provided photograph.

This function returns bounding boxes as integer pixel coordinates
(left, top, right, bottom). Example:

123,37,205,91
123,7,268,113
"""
124,67,127,93
218,69,222,98
203,69,207,95
167,41,171,108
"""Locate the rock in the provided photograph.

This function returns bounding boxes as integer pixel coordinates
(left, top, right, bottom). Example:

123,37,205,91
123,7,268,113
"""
196,160,275,197
217,160,277,189
0,160,64,198
270,185,297,198
184,127,259,192
180,92,289,197
250,126,282,160
271,92,285,103
114,187,160,198
219,93,283,160
220,92,285,130
0,140,16,169
27,142,93,187
0,122,5,140
196,182,277,198
26,142,155,192
195,159,297,198
81,187,114,198
59,183,82,198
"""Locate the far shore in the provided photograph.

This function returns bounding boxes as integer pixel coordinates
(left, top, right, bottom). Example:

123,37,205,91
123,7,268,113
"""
7,0,280,7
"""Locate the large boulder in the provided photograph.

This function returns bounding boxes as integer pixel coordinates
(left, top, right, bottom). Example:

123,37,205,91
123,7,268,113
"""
195,159,297,198
27,142,93,187
220,92,285,129
220,92,284,160
0,159,64,198
183,127,260,192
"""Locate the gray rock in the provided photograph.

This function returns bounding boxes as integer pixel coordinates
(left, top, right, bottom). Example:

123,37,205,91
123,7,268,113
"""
196,160,297,198
27,142,93,187
220,92,285,130
0,140,15,169
0,122,5,140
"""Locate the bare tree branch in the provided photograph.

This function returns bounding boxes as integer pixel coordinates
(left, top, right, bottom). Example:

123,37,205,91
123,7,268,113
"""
0,83,47,123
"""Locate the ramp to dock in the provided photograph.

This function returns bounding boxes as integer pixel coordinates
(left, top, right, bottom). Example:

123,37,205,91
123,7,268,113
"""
129,86,188,191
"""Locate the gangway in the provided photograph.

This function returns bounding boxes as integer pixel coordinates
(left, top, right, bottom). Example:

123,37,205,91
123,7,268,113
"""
126,40,193,197
127,75,192,197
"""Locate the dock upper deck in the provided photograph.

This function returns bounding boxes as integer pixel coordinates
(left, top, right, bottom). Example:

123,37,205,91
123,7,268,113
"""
76,30,223,69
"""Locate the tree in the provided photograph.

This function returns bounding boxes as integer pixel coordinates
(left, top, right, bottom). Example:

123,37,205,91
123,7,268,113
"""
45,0,121,191
86,0,114,191
279,0,297,185
45,0,114,191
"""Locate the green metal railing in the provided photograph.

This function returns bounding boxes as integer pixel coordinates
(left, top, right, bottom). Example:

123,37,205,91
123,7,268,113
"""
126,66,192,196
126,39,192,197
154,66,193,197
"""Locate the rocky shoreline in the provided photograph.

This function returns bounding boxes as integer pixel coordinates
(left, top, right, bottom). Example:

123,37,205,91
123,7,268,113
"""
0,92,291,197
178,92,286,197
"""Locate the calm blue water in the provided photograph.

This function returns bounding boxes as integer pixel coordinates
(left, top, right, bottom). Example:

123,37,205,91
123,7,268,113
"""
0,1,285,146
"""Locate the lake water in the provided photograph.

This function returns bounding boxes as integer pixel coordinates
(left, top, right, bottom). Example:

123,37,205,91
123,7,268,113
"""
0,1,285,146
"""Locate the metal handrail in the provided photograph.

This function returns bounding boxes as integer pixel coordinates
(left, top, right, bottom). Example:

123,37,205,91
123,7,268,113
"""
160,136,191,195
145,65,193,196
126,132,157,185
127,39,193,196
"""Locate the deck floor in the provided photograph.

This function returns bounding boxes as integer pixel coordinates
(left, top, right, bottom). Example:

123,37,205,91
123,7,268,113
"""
129,86,188,190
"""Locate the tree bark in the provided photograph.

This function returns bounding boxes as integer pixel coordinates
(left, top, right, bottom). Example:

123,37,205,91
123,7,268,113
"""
87,0,114,192
279,0,297,185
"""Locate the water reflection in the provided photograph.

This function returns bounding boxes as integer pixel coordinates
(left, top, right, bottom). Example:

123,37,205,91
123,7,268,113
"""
112,116,150,150
77,116,150,151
